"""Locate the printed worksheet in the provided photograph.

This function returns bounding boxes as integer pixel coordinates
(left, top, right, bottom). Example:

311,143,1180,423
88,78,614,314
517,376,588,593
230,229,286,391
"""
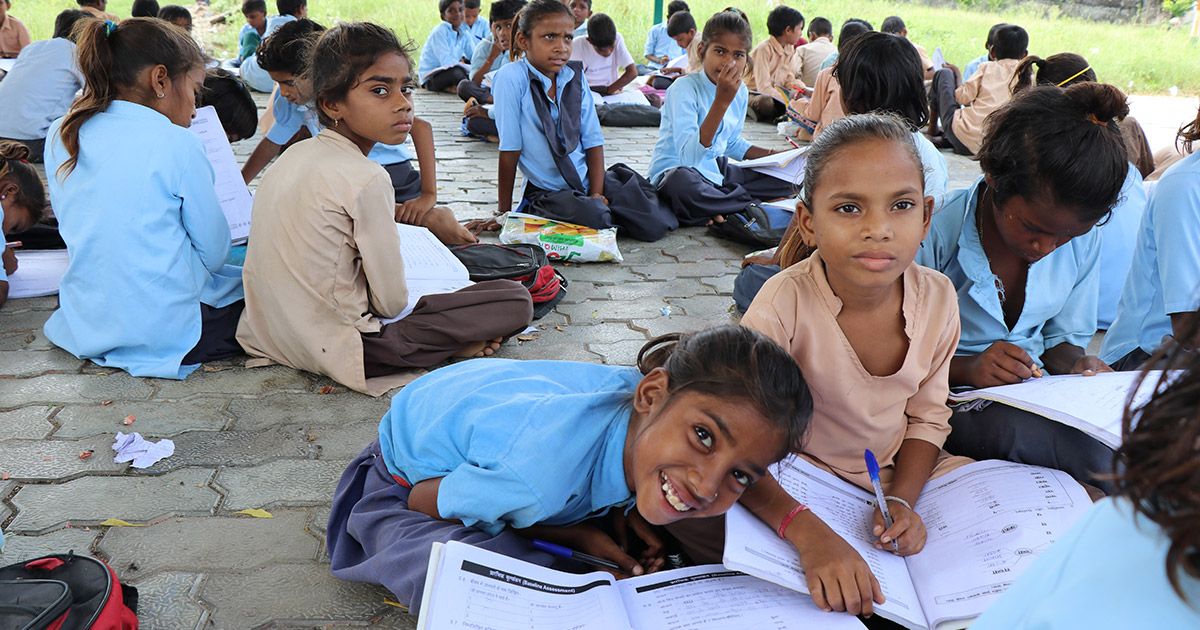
380,224,474,323
6,250,69,298
188,106,254,242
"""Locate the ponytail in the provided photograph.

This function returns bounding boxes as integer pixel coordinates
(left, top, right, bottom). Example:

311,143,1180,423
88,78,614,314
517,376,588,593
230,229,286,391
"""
508,0,572,61
0,142,47,226
57,17,204,179
1178,103,1200,154
1010,55,1043,94
1012,52,1095,95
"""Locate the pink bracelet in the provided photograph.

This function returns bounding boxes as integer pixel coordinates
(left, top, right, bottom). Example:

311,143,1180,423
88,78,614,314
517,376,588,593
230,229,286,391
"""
777,502,809,539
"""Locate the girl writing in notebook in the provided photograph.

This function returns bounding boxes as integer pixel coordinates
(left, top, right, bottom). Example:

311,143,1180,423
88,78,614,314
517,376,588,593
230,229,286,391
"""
0,141,45,309
236,22,533,397
43,17,244,378
648,10,793,226
326,326,814,616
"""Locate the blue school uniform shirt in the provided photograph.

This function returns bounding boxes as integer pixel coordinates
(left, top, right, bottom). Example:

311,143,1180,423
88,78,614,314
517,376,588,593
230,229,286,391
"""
973,498,1200,629
1101,152,1200,363
574,21,589,38
468,36,512,79
912,131,948,212
963,53,988,81
418,21,472,85
466,17,489,43
379,359,640,536
643,21,685,70
648,70,751,186
42,101,244,379
493,58,605,194
1096,164,1147,330
264,13,296,37
266,93,412,165
914,180,1100,365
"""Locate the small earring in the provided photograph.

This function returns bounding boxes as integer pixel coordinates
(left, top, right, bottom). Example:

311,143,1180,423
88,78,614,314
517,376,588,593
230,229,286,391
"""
156,92,165,99
334,119,340,128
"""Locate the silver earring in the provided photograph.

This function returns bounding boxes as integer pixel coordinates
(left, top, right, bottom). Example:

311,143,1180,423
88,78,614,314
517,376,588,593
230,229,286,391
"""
334,119,340,128
156,92,165,99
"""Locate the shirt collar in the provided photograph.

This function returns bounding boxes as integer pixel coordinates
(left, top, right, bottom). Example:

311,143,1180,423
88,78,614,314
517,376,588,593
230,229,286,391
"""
104,100,172,125
588,406,634,513
808,252,918,340
522,57,574,94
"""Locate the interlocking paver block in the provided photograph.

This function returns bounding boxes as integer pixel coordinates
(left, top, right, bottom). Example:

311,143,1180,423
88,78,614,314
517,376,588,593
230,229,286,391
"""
132,572,208,630
0,435,126,480
587,340,649,366
227,393,390,433
201,563,396,628
0,528,99,562
217,459,350,511
153,365,311,398
0,373,154,407
0,350,85,377
0,405,54,440
54,397,231,438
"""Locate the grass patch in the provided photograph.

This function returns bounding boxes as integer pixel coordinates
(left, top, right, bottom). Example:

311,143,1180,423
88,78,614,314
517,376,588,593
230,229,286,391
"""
15,0,1200,93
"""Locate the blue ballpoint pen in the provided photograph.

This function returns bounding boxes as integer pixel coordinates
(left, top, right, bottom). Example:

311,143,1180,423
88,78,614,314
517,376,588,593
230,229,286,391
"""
865,449,900,552
531,539,622,571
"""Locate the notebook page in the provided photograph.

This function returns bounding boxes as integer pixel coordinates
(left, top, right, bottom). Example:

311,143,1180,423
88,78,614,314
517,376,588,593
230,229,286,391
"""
395,224,470,283
733,147,807,169
188,106,254,243
420,540,630,630
904,460,1092,629
723,457,926,630
7,250,69,298
618,565,867,630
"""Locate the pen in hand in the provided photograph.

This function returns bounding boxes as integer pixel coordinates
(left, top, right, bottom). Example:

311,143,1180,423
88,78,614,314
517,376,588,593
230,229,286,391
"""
865,449,900,553
531,539,623,572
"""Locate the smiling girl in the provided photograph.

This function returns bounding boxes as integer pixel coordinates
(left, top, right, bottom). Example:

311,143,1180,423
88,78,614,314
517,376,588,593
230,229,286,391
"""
327,325,813,616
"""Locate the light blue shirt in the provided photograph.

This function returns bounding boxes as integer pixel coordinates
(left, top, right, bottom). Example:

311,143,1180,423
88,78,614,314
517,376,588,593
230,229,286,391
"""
264,13,296,37
1096,164,1146,329
43,102,244,379
379,359,640,536
468,36,512,79
267,93,412,165
466,17,489,43
0,38,83,140
493,58,605,194
973,498,1200,629
574,21,589,38
818,51,838,71
649,70,751,186
643,21,685,70
914,181,1100,365
963,53,989,81
1101,152,1200,362
418,21,472,85
912,131,948,212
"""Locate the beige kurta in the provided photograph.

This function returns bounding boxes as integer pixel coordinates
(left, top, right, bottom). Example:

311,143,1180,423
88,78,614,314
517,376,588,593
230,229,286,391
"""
790,36,834,88
237,130,414,396
746,36,801,96
0,15,30,58
742,255,970,491
951,58,1021,155
686,37,702,74
80,6,120,21
804,66,844,137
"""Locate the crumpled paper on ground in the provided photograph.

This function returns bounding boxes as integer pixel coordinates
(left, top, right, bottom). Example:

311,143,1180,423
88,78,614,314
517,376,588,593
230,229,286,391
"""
112,432,175,468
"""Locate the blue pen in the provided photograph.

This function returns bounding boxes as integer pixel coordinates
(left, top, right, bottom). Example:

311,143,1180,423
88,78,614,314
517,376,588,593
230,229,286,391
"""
531,539,622,571
865,449,900,552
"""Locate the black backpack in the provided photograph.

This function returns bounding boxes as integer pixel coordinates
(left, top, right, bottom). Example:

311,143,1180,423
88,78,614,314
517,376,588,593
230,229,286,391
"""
0,552,139,629
449,243,567,319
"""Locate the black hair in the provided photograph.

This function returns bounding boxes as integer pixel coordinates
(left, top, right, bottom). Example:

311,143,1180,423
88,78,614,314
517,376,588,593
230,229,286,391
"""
667,11,696,37
835,32,929,130
158,5,191,24
990,24,1028,60
242,0,267,15
667,1,690,18
276,0,305,17
880,15,905,34
465,0,481,8
978,83,1130,223
76,0,104,8
439,0,462,14
52,9,89,40
766,5,804,38
490,0,525,23
1012,52,1095,94
638,327,812,460
587,13,617,49
808,17,832,37
800,113,923,212
573,0,593,8
510,0,573,60
130,0,160,18
837,18,872,54
984,22,1007,49
257,18,324,75
701,10,752,50
0,142,47,225
310,22,414,127
202,69,258,142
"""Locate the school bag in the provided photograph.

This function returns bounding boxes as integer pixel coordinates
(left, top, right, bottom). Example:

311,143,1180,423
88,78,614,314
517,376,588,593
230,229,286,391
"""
707,203,793,248
449,243,567,319
0,552,139,629
595,103,661,127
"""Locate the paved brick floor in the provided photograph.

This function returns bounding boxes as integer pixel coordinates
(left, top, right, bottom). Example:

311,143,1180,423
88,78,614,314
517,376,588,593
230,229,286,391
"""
0,90,982,628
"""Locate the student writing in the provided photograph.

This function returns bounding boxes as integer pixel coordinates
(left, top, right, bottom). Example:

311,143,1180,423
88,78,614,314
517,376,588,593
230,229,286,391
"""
790,16,833,90
0,142,46,309
570,13,637,95
641,0,688,73
745,5,806,122
928,23,1027,155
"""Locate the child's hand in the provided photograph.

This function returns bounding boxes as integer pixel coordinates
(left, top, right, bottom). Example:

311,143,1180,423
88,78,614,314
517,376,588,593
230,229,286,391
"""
659,55,670,65
558,523,648,577
1071,355,1112,376
611,510,666,574
590,193,609,206
2,246,17,276
490,39,506,57
396,194,437,225
714,60,741,103
464,103,488,119
789,516,885,616
606,86,623,95
872,499,926,556
967,341,1036,387
662,67,684,76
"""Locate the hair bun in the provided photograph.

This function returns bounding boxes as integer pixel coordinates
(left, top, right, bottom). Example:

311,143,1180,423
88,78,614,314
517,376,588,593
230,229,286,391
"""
1064,82,1129,124
0,141,31,162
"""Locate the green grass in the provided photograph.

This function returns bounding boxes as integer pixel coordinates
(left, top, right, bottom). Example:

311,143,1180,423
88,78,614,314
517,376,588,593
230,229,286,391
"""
16,0,1200,93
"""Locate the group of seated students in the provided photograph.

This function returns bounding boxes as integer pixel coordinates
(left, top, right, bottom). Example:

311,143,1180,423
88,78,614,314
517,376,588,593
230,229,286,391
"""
0,1,1196,625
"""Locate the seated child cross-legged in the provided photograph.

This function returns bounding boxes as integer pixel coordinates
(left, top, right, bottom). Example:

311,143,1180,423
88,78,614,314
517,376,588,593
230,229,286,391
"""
916,83,1132,491
928,24,1027,156
745,5,806,122
326,326,814,615
569,13,636,95
418,0,474,93
458,0,524,142
237,23,533,396
0,142,47,309
649,11,794,226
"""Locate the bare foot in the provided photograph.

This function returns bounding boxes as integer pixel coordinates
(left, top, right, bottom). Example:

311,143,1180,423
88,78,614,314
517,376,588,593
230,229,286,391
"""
452,337,504,358
464,217,502,234
424,206,478,245
705,214,727,227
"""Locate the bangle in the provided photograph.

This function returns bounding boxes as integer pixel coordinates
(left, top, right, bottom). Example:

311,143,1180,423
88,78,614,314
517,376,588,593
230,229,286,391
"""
776,502,809,539
884,496,912,512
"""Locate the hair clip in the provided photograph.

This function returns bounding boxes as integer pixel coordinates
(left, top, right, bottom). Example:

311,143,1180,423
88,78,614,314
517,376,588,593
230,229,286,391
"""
103,20,119,38
1055,65,1092,87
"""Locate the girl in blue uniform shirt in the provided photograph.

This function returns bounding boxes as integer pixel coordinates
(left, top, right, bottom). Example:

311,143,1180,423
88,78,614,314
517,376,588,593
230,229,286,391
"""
0,142,45,309
914,83,1130,490
44,17,244,378
648,11,793,226
419,0,474,93
327,326,814,615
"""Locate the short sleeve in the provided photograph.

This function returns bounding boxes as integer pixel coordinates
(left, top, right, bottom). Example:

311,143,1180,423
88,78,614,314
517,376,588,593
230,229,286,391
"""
579,85,605,150
741,274,798,352
437,463,549,535
1042,232,1101,352
493,68,524,152
468,39,493,76
903,277,960,448
1152,174,1200,315
615,36,635,69
266,93,303,145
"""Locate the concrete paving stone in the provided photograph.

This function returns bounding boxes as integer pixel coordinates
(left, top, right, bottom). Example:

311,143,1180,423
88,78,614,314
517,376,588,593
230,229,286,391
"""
310,505,331,536
631,314,736,339
0,435,127,480
0,405,54,440
227,393,391,433
700,273,739,294
0,373,154,407
631,259,740,280
670,295,741,318
0,528,99,562
2,296,60,312
53,397,232,439
662,237,752,262
102,510,319,575
8,468,219,533
201,563,395,628
0,328,54,351
132,572,208,630
217,458,349,511
500,340,603,362
557,299,678,322
554,280,604,305
0,349,85,377
153,365,311,398
557,263,648,285
586,340,648,366
148,420,379,473
534,321,646,345
605,278,713,300
0,307,52,332
612,244,670,265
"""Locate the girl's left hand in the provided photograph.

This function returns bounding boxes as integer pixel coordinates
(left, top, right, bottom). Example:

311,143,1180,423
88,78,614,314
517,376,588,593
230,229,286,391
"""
590,193,609,206
871,499,926,556
2,246,17,276
611,510,667,574
396,194,437,224
1071,355,1112,376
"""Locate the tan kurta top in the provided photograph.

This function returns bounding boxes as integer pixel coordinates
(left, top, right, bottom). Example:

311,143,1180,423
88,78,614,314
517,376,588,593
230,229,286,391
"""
80,6,120,21
742,255,969,490
746,36,801,96
0,15,31,58
686,37,702,73
790,36,834,88
237,130,413,396
804,66,844,137
951,58,1021,155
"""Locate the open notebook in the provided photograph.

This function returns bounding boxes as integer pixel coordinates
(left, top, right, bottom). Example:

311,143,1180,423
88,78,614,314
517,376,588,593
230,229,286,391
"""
188,106,254,243
378,224,473,324
417,540,867,630
723,457,1092,630
6,250,69,298
948,370,1177,450
731,147,807,184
